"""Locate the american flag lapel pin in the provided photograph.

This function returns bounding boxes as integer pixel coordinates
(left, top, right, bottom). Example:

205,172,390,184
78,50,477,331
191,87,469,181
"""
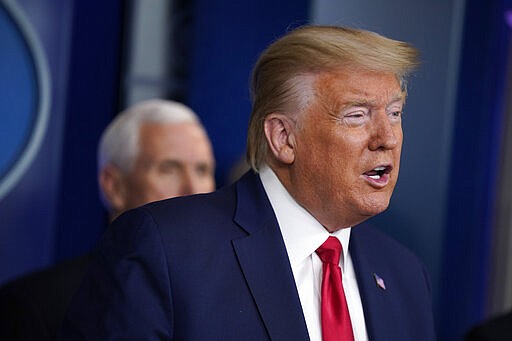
373,273,386,290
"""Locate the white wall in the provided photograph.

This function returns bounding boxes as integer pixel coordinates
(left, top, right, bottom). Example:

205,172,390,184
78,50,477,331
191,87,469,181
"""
123,0,172,106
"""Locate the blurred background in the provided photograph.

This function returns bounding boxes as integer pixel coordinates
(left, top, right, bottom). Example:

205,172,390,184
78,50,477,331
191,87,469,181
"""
1,0,511,340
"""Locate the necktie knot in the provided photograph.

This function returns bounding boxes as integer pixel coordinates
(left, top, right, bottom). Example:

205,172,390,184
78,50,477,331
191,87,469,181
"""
316,236,341,265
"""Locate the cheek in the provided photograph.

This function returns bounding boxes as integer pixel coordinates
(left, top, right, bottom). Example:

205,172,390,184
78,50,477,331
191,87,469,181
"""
325,136,365,171
146,184,180,203
125,173,149,195
200,177,216,192
135,173,173,198
394,137,403,166
152,174,178,190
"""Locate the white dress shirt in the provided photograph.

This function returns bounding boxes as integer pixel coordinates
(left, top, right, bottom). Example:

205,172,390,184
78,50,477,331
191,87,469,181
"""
259,166,368,341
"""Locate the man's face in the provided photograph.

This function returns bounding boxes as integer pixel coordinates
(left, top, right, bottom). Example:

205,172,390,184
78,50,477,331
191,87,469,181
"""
287,67,404,231
120,121,215,211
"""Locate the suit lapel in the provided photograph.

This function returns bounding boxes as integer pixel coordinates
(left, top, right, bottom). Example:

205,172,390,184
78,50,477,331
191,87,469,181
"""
232,172,310,341
350,224,393,341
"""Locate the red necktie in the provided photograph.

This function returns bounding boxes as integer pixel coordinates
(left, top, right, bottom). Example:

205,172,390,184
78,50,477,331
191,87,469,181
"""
316,236,354,341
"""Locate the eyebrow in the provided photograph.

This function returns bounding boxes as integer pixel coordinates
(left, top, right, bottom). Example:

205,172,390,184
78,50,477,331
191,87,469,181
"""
386,95,406,110
341,93,405,110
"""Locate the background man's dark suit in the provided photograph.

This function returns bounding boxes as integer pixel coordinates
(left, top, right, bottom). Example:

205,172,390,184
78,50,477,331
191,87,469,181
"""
465,310,512,341
0,254,90,340
61,172,436,340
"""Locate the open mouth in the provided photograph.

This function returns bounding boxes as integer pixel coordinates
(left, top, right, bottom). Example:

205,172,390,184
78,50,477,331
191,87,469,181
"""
364,165,392,180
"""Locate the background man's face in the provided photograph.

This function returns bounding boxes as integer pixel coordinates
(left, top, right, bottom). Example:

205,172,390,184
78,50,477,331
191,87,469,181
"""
120,121,215,210
289,66,404,231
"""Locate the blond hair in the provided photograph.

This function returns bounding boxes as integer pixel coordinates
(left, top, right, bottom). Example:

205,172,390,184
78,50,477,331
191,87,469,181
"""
246,25,419,171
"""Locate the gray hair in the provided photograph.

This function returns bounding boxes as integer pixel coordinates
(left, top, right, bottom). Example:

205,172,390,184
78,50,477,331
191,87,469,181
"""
98,99,200,173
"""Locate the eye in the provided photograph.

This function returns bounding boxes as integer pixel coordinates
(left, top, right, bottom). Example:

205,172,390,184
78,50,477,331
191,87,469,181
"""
158,160,181,174
346,111,365,118
388,110,403,122
342,109,369,126
195,164,213,177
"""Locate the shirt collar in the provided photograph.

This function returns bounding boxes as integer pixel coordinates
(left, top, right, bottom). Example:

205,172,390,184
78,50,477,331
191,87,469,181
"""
259,166,351,270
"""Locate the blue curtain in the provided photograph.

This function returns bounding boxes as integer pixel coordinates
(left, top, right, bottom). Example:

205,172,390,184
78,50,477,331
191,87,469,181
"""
439,1,512,340
53,0,125,261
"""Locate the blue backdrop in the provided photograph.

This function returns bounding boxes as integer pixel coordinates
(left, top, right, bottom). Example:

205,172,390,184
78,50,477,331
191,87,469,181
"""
0,0,69,284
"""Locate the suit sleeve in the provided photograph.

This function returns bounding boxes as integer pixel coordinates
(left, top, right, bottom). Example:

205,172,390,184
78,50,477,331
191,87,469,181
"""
59,208,174,340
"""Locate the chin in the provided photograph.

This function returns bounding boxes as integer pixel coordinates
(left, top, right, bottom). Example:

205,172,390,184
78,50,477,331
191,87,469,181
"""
360,198,391,217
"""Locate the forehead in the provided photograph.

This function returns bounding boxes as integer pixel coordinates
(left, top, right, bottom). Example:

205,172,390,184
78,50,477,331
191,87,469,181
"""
313,67,404,106
139,121,204,139
137,122,212,159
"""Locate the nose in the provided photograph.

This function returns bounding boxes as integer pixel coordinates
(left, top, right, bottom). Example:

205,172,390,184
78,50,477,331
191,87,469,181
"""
368,112,400,151
178,170,197,196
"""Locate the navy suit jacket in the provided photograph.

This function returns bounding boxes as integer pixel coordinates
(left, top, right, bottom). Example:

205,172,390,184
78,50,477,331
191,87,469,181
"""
61,171,436,340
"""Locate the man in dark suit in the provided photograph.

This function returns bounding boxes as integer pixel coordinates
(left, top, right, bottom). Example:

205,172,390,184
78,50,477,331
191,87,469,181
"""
0,99,215,341
465,310,512,341
61,25,436,340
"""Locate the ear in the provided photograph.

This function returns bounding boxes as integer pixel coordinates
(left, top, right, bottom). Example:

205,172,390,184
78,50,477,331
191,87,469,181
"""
264,113,296,165
98,165,126,215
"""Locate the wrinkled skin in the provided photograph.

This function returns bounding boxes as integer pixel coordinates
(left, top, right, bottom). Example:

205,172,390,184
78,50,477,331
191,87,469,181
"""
268,67,405,231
